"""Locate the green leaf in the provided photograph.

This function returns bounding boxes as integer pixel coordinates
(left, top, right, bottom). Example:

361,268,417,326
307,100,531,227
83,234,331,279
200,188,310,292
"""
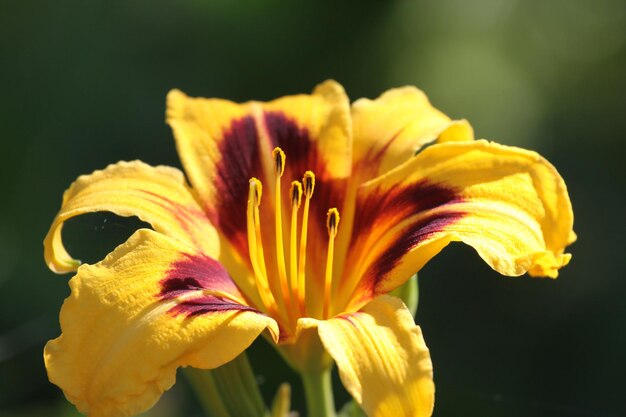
184,352,268,417
389,273,419,317
338,400,367,417
270,383,291,417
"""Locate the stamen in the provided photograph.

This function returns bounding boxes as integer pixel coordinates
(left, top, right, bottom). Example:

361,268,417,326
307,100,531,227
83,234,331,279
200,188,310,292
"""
246,178,277,313
248,178,267,276
323,208,340,319
289,181,302,305
298,171,315,313
272,147,290,310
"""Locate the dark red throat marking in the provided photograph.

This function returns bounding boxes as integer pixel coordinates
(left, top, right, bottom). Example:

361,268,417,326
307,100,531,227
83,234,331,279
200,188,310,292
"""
351,180,466,296
212,116,263,257
264,111,346,238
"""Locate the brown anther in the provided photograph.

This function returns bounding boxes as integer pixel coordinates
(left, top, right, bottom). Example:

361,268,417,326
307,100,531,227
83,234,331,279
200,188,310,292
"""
249,177,262,205
272,147,286,177
326,208,340,238
290,181,303,208
303,171,315,198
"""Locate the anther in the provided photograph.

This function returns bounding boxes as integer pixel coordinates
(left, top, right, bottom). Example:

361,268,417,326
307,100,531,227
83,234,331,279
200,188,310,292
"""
272,147,286,177
290,181,302,209
326,208,340,238
249,177,262,205
303,171,315,198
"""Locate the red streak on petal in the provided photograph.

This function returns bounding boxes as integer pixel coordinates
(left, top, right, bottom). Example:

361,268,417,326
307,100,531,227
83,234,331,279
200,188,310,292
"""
168,296,256,318
350,180,466,299
159,253,254,318
364,209,466,297
353,126,406,179
337,313,360,329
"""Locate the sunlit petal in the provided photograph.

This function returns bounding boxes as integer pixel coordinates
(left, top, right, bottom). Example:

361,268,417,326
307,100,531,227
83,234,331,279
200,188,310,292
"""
343,140,575,307
351,86,473,181
45,229,278,417
44,161,218,274
335,88,474,285
316,296,434,417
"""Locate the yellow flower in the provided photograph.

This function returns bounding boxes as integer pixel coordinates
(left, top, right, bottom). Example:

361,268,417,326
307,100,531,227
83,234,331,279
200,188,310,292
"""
44,81,575,417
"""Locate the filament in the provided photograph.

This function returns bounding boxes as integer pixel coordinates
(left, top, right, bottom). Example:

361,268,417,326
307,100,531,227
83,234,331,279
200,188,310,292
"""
272,147,291,311
289,181,302,307
298,171,315,314
246,178,277,313
323,208,340,319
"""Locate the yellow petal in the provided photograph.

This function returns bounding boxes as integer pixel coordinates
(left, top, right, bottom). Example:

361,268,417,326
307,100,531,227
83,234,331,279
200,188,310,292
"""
263,80,352,180
45,229,278,417
351,86,473,182
44,160,217,274
335,88,473,285
167,81,352,302
342,140,575,307
437,119,474,144
317,296,434,417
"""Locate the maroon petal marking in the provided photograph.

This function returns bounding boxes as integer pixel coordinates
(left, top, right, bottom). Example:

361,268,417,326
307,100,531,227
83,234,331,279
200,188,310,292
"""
337,313,360,329
210,116,263,257
263,111,346,238
349,180,466,298
168,296,256,318
159,253,255,318
353,125,407,180
363,209,466,296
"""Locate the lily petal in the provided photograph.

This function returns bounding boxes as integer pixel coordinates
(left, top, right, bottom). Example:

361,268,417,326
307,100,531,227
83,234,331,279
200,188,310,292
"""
316,296,434,417
351,86,473,182
44,161,218,274
343,140,575,307
335,89,473,283
45,229,278,417
264,80,352,182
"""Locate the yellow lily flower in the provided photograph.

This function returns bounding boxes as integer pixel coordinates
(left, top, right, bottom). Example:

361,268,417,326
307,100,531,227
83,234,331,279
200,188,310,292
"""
43,80,575,417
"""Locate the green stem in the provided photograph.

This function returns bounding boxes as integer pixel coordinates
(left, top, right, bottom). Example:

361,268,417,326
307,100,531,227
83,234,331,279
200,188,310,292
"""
184,368,231,417
183,352,267,417
301,368,336,417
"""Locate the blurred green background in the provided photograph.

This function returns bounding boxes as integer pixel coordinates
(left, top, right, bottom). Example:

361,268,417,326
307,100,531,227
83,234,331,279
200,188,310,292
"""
1,0,625,416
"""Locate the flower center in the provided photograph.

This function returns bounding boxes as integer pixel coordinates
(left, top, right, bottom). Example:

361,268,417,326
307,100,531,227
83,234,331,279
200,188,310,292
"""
246,147,339,332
